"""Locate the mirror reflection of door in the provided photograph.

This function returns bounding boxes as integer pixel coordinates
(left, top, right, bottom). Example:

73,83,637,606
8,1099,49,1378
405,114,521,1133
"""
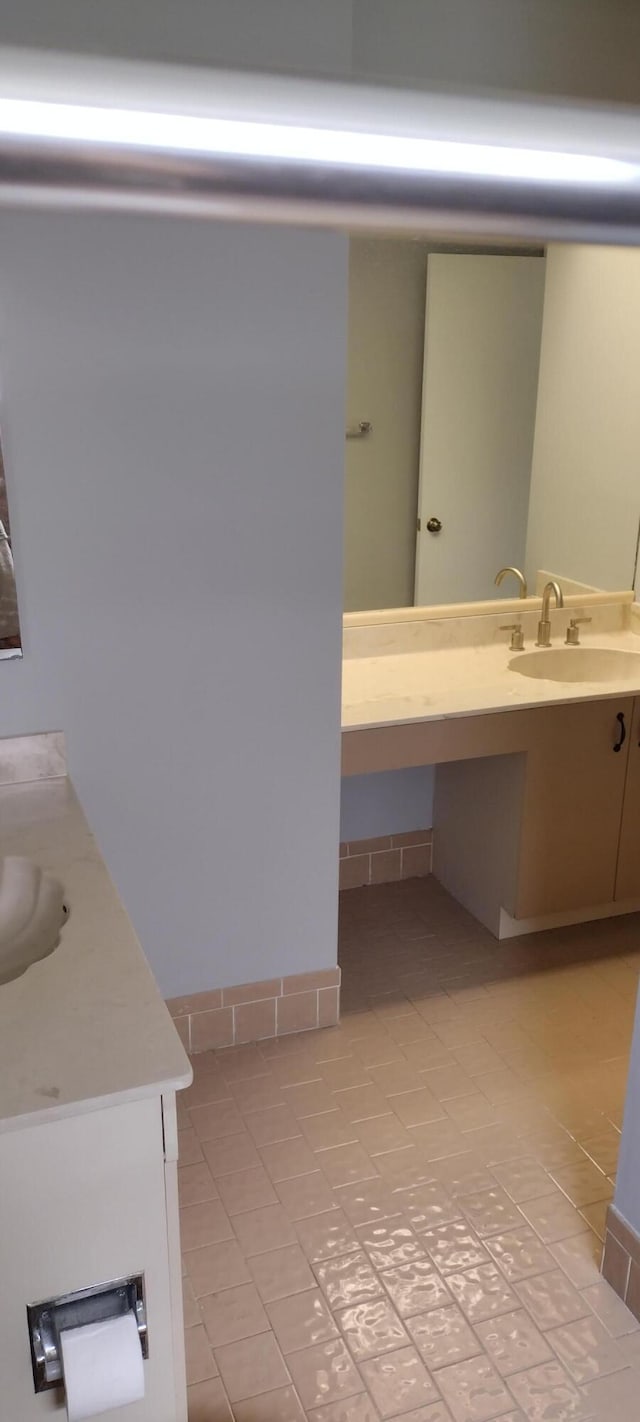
0,440,22,656
415,254,545,607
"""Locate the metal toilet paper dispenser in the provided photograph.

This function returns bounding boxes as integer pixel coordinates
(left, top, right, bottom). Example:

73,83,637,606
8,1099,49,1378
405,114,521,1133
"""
27,1273,147,1393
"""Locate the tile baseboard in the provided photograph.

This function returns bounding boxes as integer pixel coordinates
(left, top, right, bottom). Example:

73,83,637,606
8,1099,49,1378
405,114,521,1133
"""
601,1203,640,1319
339,828,432,891
167,965,340,1053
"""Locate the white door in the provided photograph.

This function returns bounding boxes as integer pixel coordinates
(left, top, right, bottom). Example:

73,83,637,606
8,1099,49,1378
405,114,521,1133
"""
415,254,545,606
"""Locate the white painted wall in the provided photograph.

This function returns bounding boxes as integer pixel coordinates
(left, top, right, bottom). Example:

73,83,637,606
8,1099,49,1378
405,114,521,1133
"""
352,0,640,103
341,767,434,842
525,246,640,594
0,214,347,998
0,0,353,75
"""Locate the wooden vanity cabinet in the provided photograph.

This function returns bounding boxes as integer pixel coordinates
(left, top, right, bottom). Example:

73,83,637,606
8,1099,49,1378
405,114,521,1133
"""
614,698,640,902
513,698,634,918
431,695,640,932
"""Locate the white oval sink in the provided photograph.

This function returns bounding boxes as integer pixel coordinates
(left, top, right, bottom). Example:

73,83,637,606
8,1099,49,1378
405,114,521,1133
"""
509,647,640,684
0,856,68,985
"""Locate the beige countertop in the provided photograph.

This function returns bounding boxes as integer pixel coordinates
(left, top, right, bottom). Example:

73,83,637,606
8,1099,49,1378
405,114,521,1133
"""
342,603,640,731
0,765,191,1134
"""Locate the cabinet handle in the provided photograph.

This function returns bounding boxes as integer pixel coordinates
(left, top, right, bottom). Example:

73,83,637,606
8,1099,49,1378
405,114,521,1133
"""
613,711,627,753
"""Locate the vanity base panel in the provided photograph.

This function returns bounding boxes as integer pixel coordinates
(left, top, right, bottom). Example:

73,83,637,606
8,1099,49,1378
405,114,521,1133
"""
0,1096,186,1422
433,753,525,936
498,896,640,939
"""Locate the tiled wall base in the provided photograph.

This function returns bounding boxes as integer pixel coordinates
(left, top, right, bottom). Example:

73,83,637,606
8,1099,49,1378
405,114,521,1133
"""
339,828,432,891
601,1204,640,1320
167,966,340,1053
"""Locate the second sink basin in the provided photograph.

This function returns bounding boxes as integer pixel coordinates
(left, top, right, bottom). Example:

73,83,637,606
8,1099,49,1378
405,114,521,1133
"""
510,646,640,684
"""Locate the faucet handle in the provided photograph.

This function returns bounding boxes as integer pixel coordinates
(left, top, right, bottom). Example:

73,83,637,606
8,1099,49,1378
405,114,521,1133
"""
565,616,592,646
500,623,525,651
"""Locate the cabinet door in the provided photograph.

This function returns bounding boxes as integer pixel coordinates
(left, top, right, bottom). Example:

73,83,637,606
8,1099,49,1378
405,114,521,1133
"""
615,697,640,901
515,699,633,919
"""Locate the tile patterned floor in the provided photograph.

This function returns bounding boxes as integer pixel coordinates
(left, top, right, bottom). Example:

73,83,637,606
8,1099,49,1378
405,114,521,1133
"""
179,877,640,1422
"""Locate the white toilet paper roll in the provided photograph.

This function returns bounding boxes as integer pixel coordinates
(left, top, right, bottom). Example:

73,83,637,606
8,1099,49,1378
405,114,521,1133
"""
60,1311,145,1421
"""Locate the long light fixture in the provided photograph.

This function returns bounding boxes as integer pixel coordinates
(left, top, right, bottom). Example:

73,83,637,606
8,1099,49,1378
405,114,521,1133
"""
0,46,639,242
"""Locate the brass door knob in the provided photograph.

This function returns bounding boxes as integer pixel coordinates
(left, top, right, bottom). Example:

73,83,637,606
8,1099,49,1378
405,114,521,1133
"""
426,517,442,533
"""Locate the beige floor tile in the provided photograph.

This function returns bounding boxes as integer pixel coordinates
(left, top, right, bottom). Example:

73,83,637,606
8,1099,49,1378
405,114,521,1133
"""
245,1104,302,1146
518,1193,590,1245
335,1297,408,1361
233,1204,298,1256
336,1180,403,1228
513,1271,590,1331
507,1360,591,1421
286,1338,363,1409
357,1220,427,1271
285,1081,339,1118
396,1182,461,1232
490,1160,557,1205
214,1333,291,1402
302,1110,360,1152
187,1375,233,1422
548,1159,612,1209
180,1200,234,1252
422,1065,478,1102
315,1250,383,1310
485,1228,555,1283
321,1144,379,1189
580,1132,620,1178
179,1162,220,1208
548,1235,602,1290
546,1314,627,1383
232,1075,285,1114
460,1189,524,1240
296,1209,361,1263
334,1088,391,1125
183,1275,201,1328
359,1345,442,1416
446,1265,517,1324
200,1283,270,1348
202,1132,262,1177
581,1280,640,1338
356,1116,416,1157
260,1135,319,1181
407,1305,482,1369
435,1355,514,1422
391,1088,446,1128
233,1385,307,1422
182,887,640,1422
179,1126,205,1166
190,1100,245,1142
421,1222,490,1276
185,1323,219,1384
249,1243,316,1302
185,1239,252,1298
474,1310,552,1377
277,1172,340,1220
322,1057,374,1091
267,1288,339,1353
216,1165,278,1216
307,1394,379,1422
379,1261,452,1318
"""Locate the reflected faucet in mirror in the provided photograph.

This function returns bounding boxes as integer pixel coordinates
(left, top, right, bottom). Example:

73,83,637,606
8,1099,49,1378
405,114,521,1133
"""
536,580,564,647
495,566,528,599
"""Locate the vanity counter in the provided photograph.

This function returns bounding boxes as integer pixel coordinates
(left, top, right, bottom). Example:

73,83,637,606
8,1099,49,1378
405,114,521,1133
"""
343,605,640,732
0,770,191,1135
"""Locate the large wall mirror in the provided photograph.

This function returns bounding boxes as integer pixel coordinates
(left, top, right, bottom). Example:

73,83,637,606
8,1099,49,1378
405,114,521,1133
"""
0,441,22,657
344,240,640,613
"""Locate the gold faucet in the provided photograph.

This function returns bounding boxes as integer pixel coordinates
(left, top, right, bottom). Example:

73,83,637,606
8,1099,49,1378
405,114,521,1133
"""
536,580,564,646
495,566,528,598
